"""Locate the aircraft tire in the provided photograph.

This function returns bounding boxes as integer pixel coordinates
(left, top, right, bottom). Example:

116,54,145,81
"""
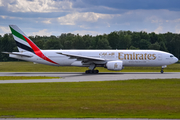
95,70,99,73
85,70,99,74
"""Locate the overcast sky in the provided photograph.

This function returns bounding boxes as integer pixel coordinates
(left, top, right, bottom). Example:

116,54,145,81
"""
0,0,180,36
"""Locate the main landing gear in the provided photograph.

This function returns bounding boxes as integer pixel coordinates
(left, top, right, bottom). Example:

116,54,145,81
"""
85,70,99,74
161,65,167,74
85,64,99,74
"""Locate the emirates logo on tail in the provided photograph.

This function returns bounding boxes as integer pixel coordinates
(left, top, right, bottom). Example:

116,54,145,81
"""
9,25,58,65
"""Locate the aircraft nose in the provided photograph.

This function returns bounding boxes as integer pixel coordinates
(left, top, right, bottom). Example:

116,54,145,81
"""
175,57,179,63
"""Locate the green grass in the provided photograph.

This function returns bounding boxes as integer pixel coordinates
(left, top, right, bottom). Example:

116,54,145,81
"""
0,76,60,80
0,61,180,72
0,79,180,118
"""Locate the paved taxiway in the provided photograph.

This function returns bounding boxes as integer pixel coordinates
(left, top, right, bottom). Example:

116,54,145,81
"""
0,72,180,83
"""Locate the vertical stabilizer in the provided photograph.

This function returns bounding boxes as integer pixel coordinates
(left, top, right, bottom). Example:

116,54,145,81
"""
9,25,40,53
9,25,58,65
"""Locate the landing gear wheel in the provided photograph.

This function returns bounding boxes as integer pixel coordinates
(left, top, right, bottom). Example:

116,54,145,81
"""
93,70,99,74
160,65,166,74
85,70,99,74
161,69,164,74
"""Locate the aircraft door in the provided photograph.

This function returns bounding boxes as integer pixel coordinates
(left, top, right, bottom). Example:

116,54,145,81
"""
158,54,162,61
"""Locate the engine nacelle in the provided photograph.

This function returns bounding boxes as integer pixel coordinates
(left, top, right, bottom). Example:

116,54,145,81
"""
105,61,123,71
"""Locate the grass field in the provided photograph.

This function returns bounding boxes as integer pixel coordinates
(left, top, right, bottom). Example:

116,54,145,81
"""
0,61,180,72
0,79,180,118
0,62,180,118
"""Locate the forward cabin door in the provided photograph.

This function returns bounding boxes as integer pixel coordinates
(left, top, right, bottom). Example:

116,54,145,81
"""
158,54,162,61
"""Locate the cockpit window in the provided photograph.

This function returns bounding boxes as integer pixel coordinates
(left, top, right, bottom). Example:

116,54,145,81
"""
170,55,174,57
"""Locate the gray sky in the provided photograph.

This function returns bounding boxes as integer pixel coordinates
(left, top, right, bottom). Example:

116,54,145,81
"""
0,0,180,36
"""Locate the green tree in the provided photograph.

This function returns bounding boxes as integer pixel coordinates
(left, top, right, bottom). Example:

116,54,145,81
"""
0,36,2,61
44,39,62,49
96,37,111,49
140,31,150,40
129,45,139,49
107,32,119,49
72,35,85,49
170,34,180,59
131,33,141,48
149,42,160,50
1,34,15,61
1,29,180,61
82,35,93,49
149,32,158,44
123,35,131,49
158,35,168,52
139,39,151,49
117,34,131,49
164,32,174,53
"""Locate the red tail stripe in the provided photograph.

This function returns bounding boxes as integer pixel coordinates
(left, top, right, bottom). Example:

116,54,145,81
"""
23,36,58,65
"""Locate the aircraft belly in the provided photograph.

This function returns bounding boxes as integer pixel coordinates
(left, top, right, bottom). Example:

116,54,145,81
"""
53,58,75,66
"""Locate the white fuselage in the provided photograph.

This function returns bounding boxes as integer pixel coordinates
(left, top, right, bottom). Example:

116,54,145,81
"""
7,25,179,73
10,50,178,67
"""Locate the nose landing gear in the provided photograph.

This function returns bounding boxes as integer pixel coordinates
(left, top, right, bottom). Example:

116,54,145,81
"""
161,69,164,73
161,65,167,74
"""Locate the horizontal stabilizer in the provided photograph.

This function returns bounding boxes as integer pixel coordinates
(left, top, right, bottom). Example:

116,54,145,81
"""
2,52,33,57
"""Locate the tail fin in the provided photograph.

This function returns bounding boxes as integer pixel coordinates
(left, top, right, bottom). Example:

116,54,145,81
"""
9,25,58,65
9,25,40,53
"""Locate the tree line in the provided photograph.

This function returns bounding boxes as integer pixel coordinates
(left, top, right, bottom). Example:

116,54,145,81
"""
0,30,180,61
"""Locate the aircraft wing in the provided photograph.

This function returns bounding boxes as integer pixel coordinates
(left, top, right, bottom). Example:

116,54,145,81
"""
57,52,106,61
2,52,33,57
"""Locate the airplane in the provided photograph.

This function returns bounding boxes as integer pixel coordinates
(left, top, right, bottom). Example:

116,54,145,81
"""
3,25,179,74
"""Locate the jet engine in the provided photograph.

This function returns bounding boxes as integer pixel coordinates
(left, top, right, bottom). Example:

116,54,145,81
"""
105,61,123,71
